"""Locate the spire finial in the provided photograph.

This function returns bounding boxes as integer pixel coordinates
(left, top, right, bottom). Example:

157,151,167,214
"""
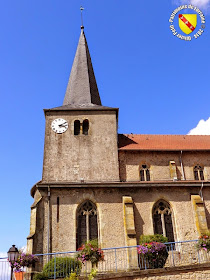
80,6,84,29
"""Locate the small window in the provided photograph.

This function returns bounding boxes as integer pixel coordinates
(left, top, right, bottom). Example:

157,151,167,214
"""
140,164,150,181
146,169,150,181
82,119,89,135
57,197,59,223
74,120,80,135
140,170,145,181
194,165,204,181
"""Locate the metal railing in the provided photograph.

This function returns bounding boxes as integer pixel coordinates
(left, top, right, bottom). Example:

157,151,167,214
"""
0,258,10,280
1,240,210,279
164,240,208,267
34,240,210,277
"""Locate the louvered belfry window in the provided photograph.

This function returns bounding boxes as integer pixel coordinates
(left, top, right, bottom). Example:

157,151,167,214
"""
153,200,175,243
76,201,98,249
194,165,204,181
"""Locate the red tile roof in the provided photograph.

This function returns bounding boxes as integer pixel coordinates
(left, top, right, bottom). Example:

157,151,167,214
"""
118,134,210,151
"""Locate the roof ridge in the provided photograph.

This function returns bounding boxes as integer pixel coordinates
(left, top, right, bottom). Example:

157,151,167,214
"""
120,134,210,137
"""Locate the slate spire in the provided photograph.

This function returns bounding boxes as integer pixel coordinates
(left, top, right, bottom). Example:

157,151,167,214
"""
63,27,102,106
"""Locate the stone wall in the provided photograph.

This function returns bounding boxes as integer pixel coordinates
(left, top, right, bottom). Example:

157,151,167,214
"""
95,263,210,280
42,110,119,182
29,185,210,254
119,150,210,182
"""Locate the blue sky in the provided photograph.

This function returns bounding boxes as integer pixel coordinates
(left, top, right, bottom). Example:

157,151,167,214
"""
0,0,210,254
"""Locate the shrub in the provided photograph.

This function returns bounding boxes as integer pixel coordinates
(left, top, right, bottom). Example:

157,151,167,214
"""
43,257,81,278
139,234,168,244
88,268,97,280
64,273,79,280
33,272,48,280
87,239,98,248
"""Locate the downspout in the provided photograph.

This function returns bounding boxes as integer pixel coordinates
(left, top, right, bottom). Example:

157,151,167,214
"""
180,151,185,180
47,186,51,256
200,182,204,201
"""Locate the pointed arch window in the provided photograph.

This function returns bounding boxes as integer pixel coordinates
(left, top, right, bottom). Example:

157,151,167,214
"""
82,119,89,135
140,164,150,181
153,200,175,242
76,201,98,249
194,165,204,181
74,120,80,135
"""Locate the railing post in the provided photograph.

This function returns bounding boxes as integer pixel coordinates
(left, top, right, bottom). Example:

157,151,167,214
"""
85,260,87,277
171,243,175,267
197,249,201,264
144,257,147,270
10,266,13,280
114,249,117,272
54,256,56,280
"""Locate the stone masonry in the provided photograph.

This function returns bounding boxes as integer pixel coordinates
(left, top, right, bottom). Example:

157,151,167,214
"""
27,27,210,280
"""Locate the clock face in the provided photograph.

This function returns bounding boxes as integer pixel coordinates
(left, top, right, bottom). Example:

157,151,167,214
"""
51,118,68,134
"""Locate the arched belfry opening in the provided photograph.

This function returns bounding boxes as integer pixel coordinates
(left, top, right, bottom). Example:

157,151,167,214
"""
76,200,98,249
74,120,80,135
152,200,175,242
82,119,89,135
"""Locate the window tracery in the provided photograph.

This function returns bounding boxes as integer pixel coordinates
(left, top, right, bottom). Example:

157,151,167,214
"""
76,201,98,249
194,165,204,181
140,164,150,181
153,200,175,242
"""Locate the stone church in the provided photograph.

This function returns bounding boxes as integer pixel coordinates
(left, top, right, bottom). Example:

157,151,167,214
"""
27,26,210,256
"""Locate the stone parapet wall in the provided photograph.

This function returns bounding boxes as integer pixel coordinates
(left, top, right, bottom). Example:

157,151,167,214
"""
96,263,210,280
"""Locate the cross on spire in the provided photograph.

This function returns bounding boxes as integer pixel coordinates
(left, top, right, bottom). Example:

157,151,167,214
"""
80,6,84,29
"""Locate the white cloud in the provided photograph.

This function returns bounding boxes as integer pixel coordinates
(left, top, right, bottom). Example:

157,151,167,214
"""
190,0,210,8
175,0,210,9
188,118,210,135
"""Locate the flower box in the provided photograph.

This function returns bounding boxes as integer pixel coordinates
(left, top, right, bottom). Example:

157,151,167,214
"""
137,242,168,269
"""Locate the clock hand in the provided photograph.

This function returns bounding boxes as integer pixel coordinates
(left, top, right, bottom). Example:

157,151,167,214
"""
59,123,67,128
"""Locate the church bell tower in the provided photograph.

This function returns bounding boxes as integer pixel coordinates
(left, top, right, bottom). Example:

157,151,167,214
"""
42,27,120,183
27,26,120,256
